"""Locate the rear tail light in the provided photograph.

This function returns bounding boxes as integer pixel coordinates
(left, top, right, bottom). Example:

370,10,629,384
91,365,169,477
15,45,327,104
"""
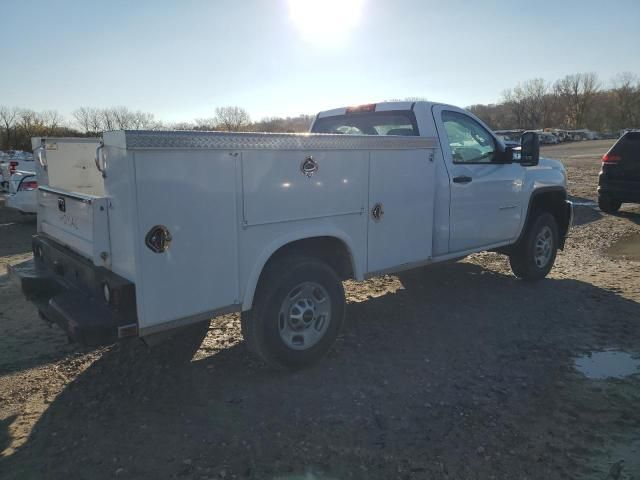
602,153,621,164
9,161,18,174
18,180,38,191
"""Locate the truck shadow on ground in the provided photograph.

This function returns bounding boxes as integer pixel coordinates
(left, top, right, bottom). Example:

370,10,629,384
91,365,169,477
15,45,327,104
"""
0,274,81,376
3,262,640,479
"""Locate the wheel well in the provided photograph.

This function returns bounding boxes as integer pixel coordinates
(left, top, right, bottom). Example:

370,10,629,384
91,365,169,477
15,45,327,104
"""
263,237,355,281
527,189,570,247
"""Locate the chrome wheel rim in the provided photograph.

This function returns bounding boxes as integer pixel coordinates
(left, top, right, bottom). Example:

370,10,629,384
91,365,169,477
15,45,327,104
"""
278,282,331,351
534,226,553,268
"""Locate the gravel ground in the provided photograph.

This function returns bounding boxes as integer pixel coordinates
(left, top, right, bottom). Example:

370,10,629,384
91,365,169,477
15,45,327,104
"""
1,140,640,480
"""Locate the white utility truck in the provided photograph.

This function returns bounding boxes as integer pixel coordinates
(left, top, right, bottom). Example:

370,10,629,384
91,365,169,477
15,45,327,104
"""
10,102,573,369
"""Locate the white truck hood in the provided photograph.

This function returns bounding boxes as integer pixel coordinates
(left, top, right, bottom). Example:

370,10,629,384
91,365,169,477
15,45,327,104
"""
539,157,567,187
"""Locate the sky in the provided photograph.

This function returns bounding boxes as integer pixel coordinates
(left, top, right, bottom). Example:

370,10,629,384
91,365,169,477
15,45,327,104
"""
2,0,639,124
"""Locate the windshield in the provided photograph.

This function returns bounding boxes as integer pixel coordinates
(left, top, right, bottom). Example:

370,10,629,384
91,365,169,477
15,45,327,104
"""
311,111,419,136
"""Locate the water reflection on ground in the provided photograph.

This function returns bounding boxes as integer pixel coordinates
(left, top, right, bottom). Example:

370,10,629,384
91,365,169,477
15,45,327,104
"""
575,350,640,379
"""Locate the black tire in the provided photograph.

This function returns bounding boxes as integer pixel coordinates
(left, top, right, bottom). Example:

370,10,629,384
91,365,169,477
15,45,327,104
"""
241,254,345,370
146,319,210,365
598,196,621,213
509,211,559,282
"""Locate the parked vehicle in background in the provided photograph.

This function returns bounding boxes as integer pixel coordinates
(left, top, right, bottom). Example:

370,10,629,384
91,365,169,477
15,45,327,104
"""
494,129,524,143
0,151,35,191
567,129,599,141
547,129,568,142
10,101,572,369
539,132,559,145
0,160,11,191
598,131,640,213
6,170,38,214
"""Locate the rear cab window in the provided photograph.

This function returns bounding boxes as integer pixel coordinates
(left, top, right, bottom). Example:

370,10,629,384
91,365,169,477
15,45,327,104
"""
311,110,419,136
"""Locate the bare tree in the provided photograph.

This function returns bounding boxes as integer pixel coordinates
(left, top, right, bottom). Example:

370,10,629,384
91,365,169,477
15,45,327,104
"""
0,105,19,149
611,72,640,130
131,110,158,130
100,108,117,131
251,114,314,133
502,88,527,128
73,106,158,133
168,121,196,131
468,103,515,130
41,110,64,135
213,106,251,132
194,118,216,130
554,73,600,128
501,79,555,129
111,106,133,129
18,109,43,140
73,107,102,134
577,72,600,128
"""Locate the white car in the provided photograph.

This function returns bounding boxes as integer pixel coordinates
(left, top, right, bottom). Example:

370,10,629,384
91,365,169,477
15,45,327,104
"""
0,152,35,191
6,170,38,214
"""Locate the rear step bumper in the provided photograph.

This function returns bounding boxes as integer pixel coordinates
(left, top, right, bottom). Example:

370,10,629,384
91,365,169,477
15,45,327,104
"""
8,235,138,346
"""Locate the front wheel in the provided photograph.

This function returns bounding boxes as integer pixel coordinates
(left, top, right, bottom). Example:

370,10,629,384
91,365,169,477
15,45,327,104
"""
509,212,559,281
241,254,345,370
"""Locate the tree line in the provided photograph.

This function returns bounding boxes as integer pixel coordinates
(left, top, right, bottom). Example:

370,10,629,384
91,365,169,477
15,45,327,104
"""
468,72,640,132
2,71,638,152
0,105,314,152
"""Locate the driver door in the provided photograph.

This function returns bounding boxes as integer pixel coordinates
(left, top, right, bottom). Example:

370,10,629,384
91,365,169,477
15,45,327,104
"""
432,106,525,253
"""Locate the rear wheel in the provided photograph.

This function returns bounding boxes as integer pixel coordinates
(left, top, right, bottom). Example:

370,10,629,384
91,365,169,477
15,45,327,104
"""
509,212,558,281
598,196,621,213
241,254,345,370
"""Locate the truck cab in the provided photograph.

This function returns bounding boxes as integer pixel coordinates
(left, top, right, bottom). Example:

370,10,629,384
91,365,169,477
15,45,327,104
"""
311,101,571,257
9,101,573,370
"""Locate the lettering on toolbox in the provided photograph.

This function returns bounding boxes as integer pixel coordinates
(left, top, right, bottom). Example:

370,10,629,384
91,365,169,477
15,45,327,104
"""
58,213,79,230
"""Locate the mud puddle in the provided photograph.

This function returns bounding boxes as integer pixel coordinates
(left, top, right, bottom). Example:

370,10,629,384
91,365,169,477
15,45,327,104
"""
606,233,640,262
575,351,640,379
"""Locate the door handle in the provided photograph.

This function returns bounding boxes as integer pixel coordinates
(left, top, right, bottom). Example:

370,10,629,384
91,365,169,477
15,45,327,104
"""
453,175,472,184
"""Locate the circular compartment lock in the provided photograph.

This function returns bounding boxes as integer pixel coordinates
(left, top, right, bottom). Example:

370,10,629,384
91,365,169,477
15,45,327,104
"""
371,203,384,221
145,225,172,253
301,156,318,177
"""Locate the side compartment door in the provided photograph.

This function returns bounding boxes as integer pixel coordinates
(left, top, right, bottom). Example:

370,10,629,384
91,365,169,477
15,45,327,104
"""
134,150,239,330
367,149,435,273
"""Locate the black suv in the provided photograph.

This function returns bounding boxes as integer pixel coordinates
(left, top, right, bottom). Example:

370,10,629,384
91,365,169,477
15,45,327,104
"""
598,131,640,213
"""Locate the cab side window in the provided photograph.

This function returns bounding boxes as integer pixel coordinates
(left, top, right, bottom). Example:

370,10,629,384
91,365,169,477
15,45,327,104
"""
441,111,496,163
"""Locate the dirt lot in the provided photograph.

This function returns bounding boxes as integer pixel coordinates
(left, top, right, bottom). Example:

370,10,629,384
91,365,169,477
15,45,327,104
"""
1,139,640,480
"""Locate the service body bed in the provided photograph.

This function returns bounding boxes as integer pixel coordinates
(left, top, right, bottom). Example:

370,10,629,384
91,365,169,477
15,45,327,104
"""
11,130,437,343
